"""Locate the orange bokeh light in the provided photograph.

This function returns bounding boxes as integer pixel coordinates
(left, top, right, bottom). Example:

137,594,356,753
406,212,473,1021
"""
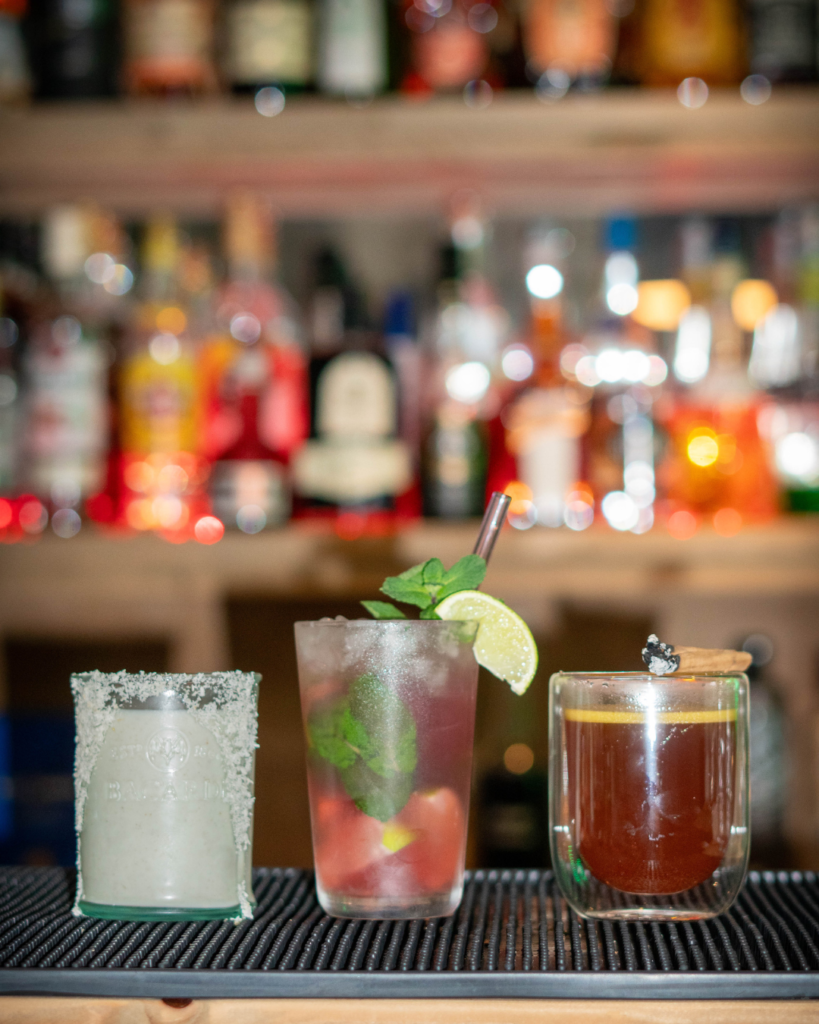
731,280,777,331
713,507,743,536
0,499,11,529
194,516,224,545
155,306,187,335
504,480,534,516
633,279,691,331
667,509,698,539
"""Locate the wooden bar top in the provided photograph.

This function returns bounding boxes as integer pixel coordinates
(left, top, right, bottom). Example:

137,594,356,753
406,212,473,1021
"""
2,999,819,1024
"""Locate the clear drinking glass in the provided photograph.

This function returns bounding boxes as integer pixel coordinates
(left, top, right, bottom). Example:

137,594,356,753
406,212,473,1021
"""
72,670,260,921
295,619,480,919
549,671,749,920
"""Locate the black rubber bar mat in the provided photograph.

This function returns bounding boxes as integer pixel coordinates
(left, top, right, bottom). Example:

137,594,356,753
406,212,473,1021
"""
2,867,819,999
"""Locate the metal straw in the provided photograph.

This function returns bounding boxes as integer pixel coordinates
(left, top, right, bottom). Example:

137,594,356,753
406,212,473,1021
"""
472,491,511,564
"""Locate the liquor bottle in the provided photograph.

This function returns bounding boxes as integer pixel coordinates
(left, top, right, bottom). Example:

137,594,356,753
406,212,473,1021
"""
0,290,20,497
522,0,616,91
119,215,205,536
660,218,779,527
206,195,307,531
123,0,217,95
223,0,312,93
747,0,816,82
292,247,412,528
20,206,110,521
504,225,589,529
317,0,387,97
632,0,745,86
402,0,490,93
25,0,119,98
0,0,30,101
383,290,422,518
422,208,503,519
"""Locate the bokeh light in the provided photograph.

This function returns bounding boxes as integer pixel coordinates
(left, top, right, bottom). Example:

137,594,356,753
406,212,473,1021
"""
156,306,187,335
632,279,691,331
19,500,47,534
601,491,639,531
501,345,534,381
731,279,778,331
255,86,285,117
525,264,563,299
149,333,181,365
678,77,708,108
194,516,225,544
667,509,698,539
445,361,491,404
687,429,720,467
51,508,82,539
713,507,743,537
237,504,267,534
504,743,535,775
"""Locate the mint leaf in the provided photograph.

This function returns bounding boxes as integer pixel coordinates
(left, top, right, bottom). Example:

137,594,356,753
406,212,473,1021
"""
422,558,445,585
348,674,417,772
380,575,433,609
436,554,486,601
419,605,441,620
340,707,379,764
306,674,417,821
307,704,357,770
361,600,407,619
398,563,426,582
341,760,414,823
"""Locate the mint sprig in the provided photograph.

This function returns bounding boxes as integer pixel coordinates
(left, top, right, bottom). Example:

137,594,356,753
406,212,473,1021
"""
362,554,486,620
306,673,417,821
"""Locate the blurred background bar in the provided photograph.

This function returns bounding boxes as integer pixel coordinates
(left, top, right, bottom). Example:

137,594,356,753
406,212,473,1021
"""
0,0,817,877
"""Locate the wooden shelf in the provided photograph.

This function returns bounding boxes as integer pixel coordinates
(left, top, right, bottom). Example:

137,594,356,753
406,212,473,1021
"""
1,88,818,217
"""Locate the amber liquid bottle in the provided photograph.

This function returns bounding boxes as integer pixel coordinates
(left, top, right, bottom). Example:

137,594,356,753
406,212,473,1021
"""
629,0,746,86
123,0,218,95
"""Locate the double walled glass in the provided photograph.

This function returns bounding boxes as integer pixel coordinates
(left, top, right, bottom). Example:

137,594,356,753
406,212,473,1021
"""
73,670,259,921
295,619,480,919
550,672,749,920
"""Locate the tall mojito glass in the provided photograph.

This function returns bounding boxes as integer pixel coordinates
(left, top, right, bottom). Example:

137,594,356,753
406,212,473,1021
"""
295,619,479,919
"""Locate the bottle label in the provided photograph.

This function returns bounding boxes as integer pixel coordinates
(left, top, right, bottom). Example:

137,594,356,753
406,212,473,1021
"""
318,0,386,95
524,0,615,77
316,351,396,439
126,0,213,81
293,438,412,502
412,15,486,89
210,458,290,526
120,349,199,455
226,0,312,84
24,338,108,498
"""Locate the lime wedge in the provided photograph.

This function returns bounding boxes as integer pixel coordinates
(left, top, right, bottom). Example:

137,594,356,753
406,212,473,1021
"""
435,591,538,695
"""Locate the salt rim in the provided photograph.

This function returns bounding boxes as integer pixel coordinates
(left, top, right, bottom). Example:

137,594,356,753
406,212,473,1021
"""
71,670,259,920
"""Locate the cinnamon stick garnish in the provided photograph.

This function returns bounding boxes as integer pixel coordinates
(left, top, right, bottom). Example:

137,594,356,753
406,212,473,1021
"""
642,634,752,676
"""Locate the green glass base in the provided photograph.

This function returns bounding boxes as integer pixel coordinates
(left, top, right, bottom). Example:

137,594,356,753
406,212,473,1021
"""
78,900,247,921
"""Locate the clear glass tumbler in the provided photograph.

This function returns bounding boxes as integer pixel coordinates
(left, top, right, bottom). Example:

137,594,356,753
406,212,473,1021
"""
73,670,259,921
550,671,749,920
295,619,480,919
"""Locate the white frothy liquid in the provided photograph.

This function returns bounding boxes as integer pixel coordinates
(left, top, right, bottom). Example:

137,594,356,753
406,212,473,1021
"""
80,709,249,910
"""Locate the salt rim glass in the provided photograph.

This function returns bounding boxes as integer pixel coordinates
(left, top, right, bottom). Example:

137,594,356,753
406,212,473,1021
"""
549,671,749,921
72,670,259,922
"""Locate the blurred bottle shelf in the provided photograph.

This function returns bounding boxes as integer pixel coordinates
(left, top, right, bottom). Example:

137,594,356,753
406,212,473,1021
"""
1,88,818,217
0,518,816,604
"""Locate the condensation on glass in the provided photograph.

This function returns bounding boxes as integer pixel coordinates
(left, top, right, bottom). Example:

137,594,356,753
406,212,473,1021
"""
295,618,479,919
549,671,749,920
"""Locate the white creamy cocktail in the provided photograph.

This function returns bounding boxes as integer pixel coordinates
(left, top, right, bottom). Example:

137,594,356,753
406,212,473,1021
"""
72,670,259,921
